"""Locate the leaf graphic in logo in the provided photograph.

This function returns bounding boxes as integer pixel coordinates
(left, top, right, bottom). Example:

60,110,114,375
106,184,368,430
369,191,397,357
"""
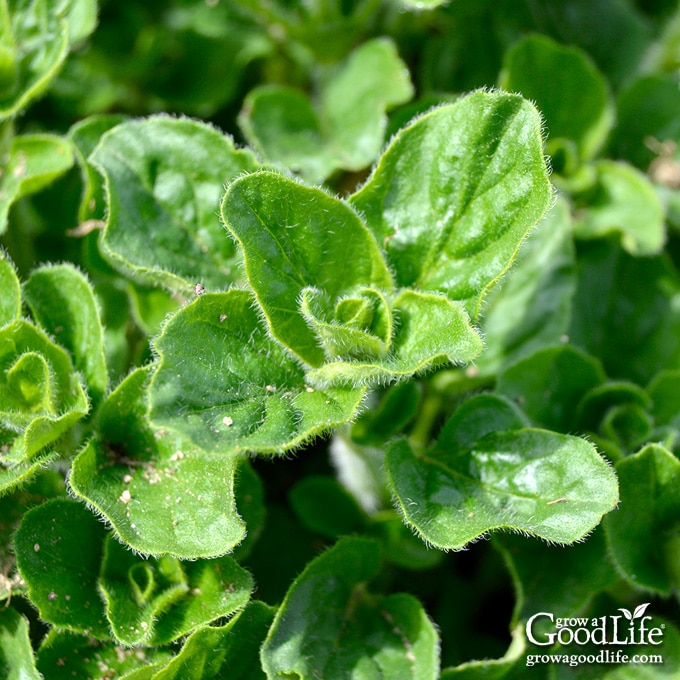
618,608,633,621
633,603,650,619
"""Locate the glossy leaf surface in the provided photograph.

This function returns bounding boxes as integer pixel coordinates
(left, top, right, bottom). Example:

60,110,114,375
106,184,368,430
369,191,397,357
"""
351,90,553,318
387,396,618,549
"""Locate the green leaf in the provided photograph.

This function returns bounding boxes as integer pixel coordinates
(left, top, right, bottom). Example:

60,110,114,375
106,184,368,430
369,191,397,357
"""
261,537,440,680
23,263,107,404
99,535,253,646
0,133,74,233
145,601,275,680
0,0,70,119
0,249,20,326
65,0,97,45
0,607,41,680
70,367,247,559
239,37,413,182
574,160,665,255
499,34,613,163
647,370,680,428
350,91,553,319
0,319,89,463
68,113,127,222
37,630,173,680
604,443,680,594
476,198,576,376
149,290,365,454
14,498,110,638
221,170,393,366
90,115,262,293
568,239,680,385
386,401,618,549
307,290,483,388
495,346,605,432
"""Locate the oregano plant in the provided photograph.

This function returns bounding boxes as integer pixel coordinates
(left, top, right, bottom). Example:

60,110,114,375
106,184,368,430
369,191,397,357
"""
2,1,680,678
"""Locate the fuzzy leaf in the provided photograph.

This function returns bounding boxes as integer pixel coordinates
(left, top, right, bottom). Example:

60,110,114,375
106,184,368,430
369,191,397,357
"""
307,290,483,387
239,38,413,182
387,398,618,549
0,249,20,326
574,160,665,255
14,498,110,638
37,630,173,680
221,170,393,366
23,263,107,404
0,0,70,120
0,319,89,463
350,90,553,319
261,537,440,680
604,444,680,594
0,133,74,233
70,367,247,559
0,607,40,680
99,535,253,646
91,115,262,293
149,290,365,454
145,601,275,680
499,34,613,162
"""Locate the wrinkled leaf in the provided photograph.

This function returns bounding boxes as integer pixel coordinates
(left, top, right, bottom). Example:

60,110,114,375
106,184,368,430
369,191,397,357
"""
146,601,275,680
70,367,247,559
387,397,618,549
99,535,253,646
351,90,553,319
261,537,440,679
307,290,483,387
91,115,261,293
149,290,365,454
0,133,74,233
23,263,107,404
222,170,393,366
14,498,110,638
